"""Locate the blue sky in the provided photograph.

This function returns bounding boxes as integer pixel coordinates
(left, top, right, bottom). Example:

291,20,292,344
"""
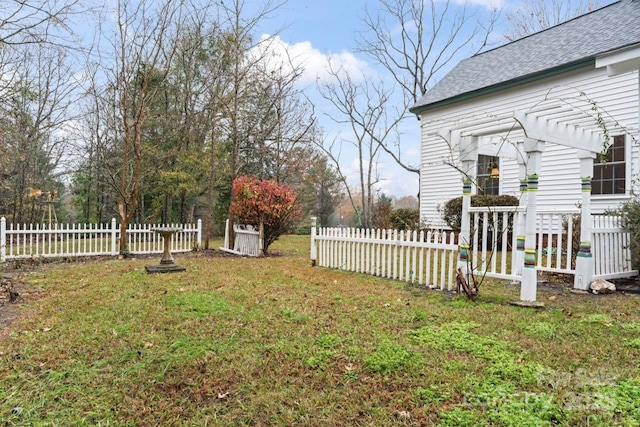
276,0,368,52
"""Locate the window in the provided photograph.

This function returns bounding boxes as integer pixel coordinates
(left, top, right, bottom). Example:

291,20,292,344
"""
592,135,626,195
477,154,499,195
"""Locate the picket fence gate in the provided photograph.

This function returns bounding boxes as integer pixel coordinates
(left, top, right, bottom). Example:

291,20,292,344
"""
311,226,459,290
0,217,202,262
220,219,263,257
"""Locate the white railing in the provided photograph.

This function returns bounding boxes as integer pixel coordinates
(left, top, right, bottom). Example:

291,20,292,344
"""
468,208,636,281
0,217,202,261
220,219,263,257
468,207,522,281
311,227,458,290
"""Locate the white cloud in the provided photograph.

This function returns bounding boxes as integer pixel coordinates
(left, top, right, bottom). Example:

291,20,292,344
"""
253,34,372,86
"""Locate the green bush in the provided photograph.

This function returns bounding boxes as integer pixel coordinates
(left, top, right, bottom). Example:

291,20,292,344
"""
617,198,640,270
443,194,519,230
294,226,311,235
389,208,421,231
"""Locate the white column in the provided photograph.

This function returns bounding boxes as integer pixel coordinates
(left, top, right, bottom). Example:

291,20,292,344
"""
514,142,527,278
521,138,545,302
457,136,478,283
574,151,595,290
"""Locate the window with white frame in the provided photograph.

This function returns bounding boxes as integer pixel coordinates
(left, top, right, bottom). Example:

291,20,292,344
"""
477,154,500,195
592,135,626,195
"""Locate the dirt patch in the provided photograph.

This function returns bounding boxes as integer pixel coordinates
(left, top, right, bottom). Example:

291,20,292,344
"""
610,277,640,294
0,273,44,330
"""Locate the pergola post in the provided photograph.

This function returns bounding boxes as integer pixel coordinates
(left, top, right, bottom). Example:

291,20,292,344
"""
458,137,478,283
514,142,527,278
574,151,595,290
521,138,544,302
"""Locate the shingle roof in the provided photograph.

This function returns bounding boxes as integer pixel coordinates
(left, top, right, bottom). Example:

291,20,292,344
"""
410,0,640,113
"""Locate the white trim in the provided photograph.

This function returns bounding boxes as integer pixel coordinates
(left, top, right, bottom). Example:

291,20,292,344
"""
596,43,640,77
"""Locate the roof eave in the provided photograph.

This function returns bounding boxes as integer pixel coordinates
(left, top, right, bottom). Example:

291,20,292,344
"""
409,58,596,116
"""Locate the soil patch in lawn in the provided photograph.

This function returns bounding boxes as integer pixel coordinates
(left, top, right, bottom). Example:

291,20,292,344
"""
0,274,44,331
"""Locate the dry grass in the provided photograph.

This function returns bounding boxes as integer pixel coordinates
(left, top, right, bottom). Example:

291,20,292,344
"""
1,235,639,426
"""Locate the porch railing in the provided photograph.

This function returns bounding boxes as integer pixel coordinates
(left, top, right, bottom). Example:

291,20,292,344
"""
467,207,636,281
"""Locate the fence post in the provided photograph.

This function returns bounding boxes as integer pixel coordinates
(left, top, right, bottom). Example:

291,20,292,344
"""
223,219,230,250
258,221,264,257
310,217,317,266
1,217,5,262
111,218,117,255
196,219,202,249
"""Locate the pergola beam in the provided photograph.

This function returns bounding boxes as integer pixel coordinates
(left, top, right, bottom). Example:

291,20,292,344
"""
514,110,605,153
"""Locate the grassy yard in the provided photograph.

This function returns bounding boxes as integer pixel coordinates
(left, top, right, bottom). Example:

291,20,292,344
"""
1,235,639,426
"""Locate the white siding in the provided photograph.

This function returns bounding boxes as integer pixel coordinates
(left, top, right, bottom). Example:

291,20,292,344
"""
419,67,639,228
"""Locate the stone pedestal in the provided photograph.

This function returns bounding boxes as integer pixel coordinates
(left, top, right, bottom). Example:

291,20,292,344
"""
145,227,186,273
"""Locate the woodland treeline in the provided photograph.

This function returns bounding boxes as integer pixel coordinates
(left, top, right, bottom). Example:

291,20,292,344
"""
0,0,343,246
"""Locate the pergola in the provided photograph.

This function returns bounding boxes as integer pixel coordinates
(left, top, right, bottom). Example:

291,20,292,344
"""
437,101,624,302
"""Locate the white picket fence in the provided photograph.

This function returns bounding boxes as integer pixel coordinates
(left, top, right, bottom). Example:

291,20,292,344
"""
220,219,263,257
591,214,635,279
310,210,636,290
0,217,202,262
468,208,636,281
311,227,459,290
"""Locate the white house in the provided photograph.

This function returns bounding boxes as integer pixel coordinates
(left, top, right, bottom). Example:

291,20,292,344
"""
410,0,640,300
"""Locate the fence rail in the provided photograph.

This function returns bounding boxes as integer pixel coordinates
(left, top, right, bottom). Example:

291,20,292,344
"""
312,227,458,290
0,218,202,262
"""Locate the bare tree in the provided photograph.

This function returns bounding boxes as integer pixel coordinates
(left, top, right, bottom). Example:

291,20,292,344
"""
317,60,396,228
503,0,602,42
357,0,499,175
96,0,184,255
0,0,81,46
214,0,294,244
0,43,79,223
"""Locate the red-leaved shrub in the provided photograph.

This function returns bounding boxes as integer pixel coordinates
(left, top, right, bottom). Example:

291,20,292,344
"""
229,176,302,253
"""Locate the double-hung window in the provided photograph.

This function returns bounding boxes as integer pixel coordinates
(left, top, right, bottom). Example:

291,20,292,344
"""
592,135,626,195
477,154,500,195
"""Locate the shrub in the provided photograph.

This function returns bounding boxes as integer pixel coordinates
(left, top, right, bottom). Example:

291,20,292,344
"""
389,208,422,231
229,176,302,253
443,194,519,230
371,193,393,229
617,198,640,270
